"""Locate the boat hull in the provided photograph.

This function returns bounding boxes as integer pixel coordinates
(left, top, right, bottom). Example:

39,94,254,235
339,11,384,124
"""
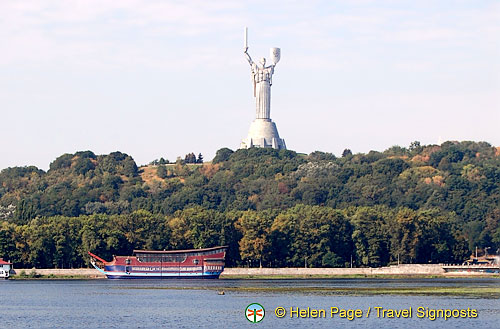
88,246,227,280
91,263,224,279
105,273,222,279
443,266,499,274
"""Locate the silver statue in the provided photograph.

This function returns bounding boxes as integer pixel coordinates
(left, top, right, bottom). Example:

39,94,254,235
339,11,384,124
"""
240,28,286,150
244,28,281,120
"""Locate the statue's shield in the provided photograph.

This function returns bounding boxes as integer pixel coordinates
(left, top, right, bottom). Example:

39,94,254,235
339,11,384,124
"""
270,47,281,64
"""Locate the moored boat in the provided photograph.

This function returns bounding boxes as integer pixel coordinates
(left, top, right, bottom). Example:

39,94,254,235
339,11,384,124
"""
442,255,500,274
0,258,12,279
88,246,227,279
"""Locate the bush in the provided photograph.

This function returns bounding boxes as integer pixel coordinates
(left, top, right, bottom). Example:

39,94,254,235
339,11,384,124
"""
322,252,344,267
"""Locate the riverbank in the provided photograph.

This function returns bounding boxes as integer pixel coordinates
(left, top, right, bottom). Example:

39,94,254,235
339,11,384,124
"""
11,268,106,279
9,264,500,279
221,265,500,279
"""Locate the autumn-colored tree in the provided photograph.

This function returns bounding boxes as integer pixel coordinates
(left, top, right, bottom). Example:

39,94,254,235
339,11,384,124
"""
236,210,276,267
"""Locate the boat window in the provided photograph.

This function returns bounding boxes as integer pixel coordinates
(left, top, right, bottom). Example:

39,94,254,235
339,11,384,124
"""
138,254,187,263
161,255,187,263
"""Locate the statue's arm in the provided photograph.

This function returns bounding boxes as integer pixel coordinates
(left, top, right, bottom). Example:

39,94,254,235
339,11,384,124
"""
244,48,253,66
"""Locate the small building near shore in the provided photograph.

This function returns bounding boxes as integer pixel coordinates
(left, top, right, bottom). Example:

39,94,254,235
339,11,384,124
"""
0,258,12,279
464,255,499,266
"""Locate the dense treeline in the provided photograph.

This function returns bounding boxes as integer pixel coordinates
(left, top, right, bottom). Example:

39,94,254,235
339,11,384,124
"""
0,206,469,268
0,141,499,267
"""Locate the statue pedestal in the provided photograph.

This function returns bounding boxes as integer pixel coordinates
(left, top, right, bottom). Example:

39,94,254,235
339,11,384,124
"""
240,119,286,150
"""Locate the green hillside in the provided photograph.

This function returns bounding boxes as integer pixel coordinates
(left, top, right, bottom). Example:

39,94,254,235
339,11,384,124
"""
0,141,498,268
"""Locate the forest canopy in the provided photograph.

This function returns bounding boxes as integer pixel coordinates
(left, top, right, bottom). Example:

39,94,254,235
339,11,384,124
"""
0,141,498,268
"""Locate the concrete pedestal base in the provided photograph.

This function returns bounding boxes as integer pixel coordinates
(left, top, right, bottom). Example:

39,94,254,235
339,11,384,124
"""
240,118,286,150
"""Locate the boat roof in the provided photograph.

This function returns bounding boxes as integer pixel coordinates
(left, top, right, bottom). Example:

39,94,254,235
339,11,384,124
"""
133,246,228,255
0,258,12,265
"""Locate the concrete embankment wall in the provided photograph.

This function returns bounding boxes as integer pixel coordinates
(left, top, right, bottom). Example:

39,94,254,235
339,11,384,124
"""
222,264,446,276
13,268,106,278
12,264,447,278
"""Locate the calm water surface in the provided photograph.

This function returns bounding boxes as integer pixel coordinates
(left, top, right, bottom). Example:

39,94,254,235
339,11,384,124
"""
1,278,499,329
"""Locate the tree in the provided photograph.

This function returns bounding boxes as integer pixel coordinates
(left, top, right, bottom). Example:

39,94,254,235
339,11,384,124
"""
322,251,343,267
197,153,204,164
351,206,390,267
308,151,336,161
236,210,276,267
80,214,129,264
342,149,353,157
0,222,18,263
49,154,73,171
72,156,96,175
114,210,168,251
185,153,197,164
14,199,37,224
271,205,352,267
179,207,223,249
157,165,168,179
409,141,422,154
388,208,465,264
212,148,234,163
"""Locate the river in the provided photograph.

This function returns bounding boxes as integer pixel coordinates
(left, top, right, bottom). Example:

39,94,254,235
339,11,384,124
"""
1,278,499,328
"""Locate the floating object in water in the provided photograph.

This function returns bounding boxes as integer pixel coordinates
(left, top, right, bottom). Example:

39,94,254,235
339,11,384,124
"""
88,246,227,279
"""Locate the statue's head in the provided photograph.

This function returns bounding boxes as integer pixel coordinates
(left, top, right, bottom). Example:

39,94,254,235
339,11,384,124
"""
259,57,266,66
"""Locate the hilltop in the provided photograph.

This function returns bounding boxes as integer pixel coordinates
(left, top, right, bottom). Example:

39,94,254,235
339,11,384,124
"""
0,141,498,268
1,141,497,222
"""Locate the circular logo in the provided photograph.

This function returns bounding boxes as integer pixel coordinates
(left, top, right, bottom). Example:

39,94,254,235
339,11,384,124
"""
245,303,265,323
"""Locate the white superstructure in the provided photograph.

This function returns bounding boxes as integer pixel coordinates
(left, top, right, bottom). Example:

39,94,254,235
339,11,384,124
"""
0,258,12,279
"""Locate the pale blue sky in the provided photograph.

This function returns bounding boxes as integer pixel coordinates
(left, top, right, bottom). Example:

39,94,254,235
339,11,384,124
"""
1,0,499,170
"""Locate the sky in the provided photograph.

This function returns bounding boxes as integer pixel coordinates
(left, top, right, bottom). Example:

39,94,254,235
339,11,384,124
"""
1,0,499,170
